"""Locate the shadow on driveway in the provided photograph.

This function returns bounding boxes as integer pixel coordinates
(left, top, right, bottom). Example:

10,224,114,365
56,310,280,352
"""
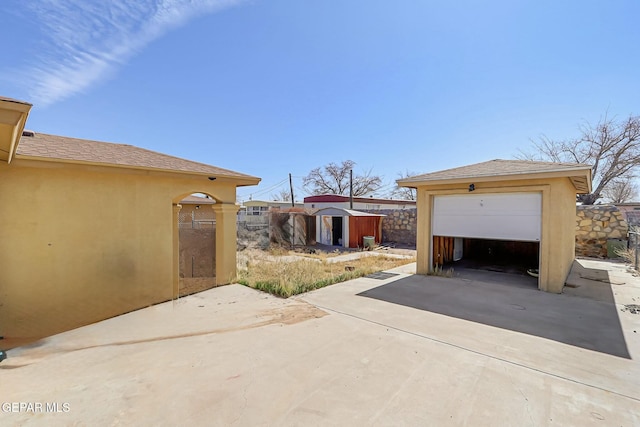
358,266,630,359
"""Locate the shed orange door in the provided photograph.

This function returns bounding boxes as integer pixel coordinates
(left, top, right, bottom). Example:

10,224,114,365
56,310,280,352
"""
348,216,382,248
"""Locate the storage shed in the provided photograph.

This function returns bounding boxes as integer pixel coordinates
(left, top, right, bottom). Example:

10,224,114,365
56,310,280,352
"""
314,207,384,248
397,159,592,293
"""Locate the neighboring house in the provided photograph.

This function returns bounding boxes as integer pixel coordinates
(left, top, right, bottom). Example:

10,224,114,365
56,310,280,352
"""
0,96,260,347
398,159,592,293
240,199,303,216
314,207,385,248
238,200,303,226
304,194,416,211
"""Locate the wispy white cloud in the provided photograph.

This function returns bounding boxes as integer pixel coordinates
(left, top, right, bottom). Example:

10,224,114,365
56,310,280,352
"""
17,0,244,106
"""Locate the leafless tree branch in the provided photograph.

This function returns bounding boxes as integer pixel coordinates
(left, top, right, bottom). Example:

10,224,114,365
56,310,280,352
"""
391,170,420,200
517,114,640,204
303,160,382,197
271,189,291,201
602,176,638,203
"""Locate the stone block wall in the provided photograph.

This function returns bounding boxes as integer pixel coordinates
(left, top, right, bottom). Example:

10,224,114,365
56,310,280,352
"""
575,205,628,258
364,208,417,247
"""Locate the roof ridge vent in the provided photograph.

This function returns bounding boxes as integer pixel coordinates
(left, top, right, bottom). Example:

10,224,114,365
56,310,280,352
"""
22,130,36,137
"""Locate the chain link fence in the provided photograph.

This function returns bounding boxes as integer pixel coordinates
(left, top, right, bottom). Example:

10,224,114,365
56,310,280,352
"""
179,208,216,229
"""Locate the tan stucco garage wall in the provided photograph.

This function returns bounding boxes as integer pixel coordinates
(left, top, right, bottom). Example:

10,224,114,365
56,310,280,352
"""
545,177,578,292
0,160,238,343
415,177,577,293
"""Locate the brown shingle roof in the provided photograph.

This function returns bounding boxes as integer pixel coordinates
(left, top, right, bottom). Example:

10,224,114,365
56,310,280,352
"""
16,132,259,183
398,159,592,193
0,96,32,106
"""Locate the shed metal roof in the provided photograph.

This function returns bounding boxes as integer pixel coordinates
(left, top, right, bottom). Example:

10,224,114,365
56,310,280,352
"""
304,194,416,205
313,207,386,217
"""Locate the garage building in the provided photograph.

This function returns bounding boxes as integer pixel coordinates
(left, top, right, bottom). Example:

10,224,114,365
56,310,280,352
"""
397,159,592,293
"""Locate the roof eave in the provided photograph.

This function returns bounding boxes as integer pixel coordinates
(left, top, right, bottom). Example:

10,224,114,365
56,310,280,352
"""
0,98,32,164
397,168,592,194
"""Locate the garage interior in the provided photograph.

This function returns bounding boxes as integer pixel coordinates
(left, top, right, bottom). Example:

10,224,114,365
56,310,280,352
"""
433,235,539,281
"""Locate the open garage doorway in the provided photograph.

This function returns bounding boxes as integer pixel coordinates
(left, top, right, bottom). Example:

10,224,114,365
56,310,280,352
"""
433,236,539,287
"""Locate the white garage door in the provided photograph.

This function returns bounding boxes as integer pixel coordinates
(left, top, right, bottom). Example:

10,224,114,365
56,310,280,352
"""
433,193,541,242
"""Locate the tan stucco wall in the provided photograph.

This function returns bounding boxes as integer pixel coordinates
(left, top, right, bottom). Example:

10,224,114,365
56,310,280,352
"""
545,178,577,292
0,160,239,344
414,177,578,293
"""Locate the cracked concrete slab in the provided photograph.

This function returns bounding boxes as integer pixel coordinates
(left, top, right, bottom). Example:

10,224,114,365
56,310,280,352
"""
2,261,639,426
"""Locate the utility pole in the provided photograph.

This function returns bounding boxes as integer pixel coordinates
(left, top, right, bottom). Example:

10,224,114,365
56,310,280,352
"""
349,169,353,209
289,173,295,246
289,173,295,207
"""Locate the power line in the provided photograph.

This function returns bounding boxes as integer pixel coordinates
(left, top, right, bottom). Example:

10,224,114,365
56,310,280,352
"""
237,178,288,201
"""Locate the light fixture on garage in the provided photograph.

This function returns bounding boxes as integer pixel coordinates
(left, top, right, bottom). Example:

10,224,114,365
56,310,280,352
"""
469,184,475,192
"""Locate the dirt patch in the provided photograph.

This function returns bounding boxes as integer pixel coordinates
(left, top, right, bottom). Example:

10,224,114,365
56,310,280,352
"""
258,304,327,325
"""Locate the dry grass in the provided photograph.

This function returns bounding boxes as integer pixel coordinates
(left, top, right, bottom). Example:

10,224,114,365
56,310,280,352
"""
428,264,455,278
237,251,415,298
615,246,637,267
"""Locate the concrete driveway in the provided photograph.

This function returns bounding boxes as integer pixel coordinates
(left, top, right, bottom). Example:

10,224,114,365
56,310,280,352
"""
2,260,640,426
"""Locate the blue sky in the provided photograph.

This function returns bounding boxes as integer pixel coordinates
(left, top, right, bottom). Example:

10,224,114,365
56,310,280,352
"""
1,0,639,202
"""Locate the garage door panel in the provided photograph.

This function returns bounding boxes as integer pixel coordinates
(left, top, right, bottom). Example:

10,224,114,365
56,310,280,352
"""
433,193,541,241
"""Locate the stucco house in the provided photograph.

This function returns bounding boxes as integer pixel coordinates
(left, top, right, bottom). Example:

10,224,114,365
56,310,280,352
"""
0,96,260,347
398,159,592,293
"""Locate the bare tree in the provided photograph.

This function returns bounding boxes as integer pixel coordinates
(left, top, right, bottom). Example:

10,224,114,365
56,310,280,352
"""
303,160,382,196
519,114,640,204
271,189,291,201
602,177,638,203
391,170,420,200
